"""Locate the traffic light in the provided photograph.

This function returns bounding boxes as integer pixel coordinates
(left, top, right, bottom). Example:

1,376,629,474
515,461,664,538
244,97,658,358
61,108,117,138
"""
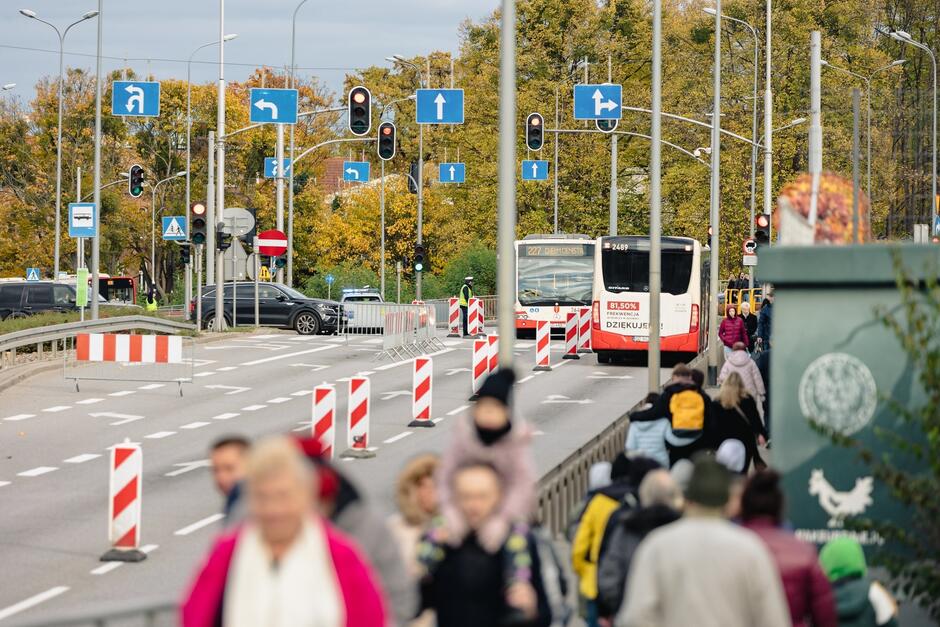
413,244,426,272
216,221,232,251
377,122,396,161
128,164,145,198
347,86,372,137
755,214,771,244
596,118,618,133
526,113,544,151
274,255,287,269
190,201,207,246
179,242,191,266
408,160,419,194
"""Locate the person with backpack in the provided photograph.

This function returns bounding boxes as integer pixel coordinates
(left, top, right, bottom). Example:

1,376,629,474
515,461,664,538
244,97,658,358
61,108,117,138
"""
818,537,898,627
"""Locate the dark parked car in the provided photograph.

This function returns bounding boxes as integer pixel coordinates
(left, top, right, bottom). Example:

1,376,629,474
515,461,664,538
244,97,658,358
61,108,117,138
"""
0,281,135,320
197,282,340,335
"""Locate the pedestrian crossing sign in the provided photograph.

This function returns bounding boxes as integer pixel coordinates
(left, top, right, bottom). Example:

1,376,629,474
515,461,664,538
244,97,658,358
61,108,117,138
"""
162,216,187,241
26,267,40,281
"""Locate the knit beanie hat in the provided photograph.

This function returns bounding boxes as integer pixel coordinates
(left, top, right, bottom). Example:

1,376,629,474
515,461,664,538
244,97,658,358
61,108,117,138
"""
819,536,867,582
716,440,746,473
685,454,731,507
476,369,516,407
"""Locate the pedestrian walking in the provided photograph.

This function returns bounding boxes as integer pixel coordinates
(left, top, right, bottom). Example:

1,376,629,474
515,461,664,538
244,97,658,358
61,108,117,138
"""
459,276,474,337
595,469,682,621
208,435,250,525
181,436,387,627
719,306,749,357
615,454,791,627
818,537,899,627
145,286,158,312
739,301,758,348
727,274,738,292
757,288,774,347
565,461,612,542
718,341,765,404
740,470,837,627
710,372,767,473
625,393,669,468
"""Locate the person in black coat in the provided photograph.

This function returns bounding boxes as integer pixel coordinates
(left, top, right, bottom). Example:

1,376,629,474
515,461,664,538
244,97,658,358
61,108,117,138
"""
739,301,758,348
708,373,766,473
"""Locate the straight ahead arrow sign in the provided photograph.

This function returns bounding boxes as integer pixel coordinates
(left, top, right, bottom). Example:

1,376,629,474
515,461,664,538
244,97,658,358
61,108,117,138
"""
531,162,538,177
434,93,446,120
204,384,250,395
449,165,456,180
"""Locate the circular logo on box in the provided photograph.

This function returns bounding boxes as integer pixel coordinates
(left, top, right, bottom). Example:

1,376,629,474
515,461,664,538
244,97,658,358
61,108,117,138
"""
799,353,877,435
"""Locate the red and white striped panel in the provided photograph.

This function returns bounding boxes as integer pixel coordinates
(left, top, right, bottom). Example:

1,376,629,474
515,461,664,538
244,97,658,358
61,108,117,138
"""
534,320,552,371
476,299,485,334
312,385,336,460
108,442,142,550
487,335,499,374
448,298,460,336
564,312,580,359
347,377,370,450
471,339,488,397
578,306,592,352
467,298,480,336
412,357,433,423
76,333,182,364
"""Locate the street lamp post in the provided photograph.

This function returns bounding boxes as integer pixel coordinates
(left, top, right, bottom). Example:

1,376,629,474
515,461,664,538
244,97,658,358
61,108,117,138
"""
889,30,936,226
150,172,187,289
287,0,310,288
19,7,98,281
90,0,103,319
707,0,723,384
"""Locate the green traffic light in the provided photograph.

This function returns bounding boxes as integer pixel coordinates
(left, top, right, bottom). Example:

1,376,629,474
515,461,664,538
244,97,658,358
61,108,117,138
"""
415,262,424,272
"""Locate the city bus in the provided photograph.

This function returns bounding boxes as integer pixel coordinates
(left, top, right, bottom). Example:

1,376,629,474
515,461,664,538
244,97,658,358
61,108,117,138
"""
514,234,595,338
592,235,707,362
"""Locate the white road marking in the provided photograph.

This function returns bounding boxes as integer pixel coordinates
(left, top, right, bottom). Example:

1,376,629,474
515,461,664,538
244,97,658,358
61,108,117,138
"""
193,372,216,378
447,405,469,416
239,344,337,366
90,562,122,575
108,390,136,397
291,390,313,396
533,430,546,436
289,363,329,371
138,383,166,390
64,453,101,464
541,394,594,405
267,397,292,404
241,404,267,411
18,466,58,477
91,412,145,426
325,337,347,343
174,513,225,536
380,390,410,401
518,375,535,383
445,367,470,376
588,372,633,380
180,421,210,430
358,370,376,376
363,338,383,345
216,366,238,372
211,413,239,421
432,417,444,424
205,384,251,395
145,431,176,439
75,398,105,405
0,586,70,621
0,481,11,488
4,414,35,421
292,422,311,432
105,441,140,450
42,406,70,413
516,342,535,349
165,460,211,477
383,431,413,444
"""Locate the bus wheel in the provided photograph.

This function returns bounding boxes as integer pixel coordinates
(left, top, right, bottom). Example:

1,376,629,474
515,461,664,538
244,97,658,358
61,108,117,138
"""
597,352,611,364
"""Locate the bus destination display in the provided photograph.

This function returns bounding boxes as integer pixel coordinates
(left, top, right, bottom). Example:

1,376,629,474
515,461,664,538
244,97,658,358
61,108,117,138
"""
519,244,591,257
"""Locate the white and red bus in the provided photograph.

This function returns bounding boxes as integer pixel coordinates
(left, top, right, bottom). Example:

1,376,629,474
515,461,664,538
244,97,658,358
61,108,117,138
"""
592,235,707,362
514,234,595,338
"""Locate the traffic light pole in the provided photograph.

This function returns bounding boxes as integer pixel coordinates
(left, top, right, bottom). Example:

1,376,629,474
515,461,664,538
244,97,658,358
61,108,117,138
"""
207,131,215,284
90,0,103,320
416,116,424,300
380,159,386,300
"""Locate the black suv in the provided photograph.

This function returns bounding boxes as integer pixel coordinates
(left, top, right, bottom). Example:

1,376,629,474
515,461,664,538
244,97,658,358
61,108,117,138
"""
198,282,340,335
0,281,134,320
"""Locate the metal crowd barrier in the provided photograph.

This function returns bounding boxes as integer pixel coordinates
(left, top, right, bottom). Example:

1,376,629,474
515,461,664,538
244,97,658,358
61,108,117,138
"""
425,296,497,329
379,303,444,360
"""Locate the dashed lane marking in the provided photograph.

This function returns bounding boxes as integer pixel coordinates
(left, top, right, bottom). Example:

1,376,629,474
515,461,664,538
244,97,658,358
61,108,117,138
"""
108,391,136,397
241,405,267,411
216,366,238,372
174,513,224,536
211,413,239,421
291,390,313,397
42,406,70,413
0,586,70,621
17,466,58,477
64,454,101,464
4,414,35,421
432,417,444,424
180,421,210,430
138,383,166,390
267,397,292,404
145,431,176,439
0,481,10,488
383,431,413,444
75,398,105,405
193,372,216,378
292,422,311,432
446,405,469,416
518,375,535,383
238,344,338,367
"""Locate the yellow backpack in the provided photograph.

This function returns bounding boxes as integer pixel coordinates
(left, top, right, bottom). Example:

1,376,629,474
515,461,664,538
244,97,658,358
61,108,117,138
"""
669,389,705,434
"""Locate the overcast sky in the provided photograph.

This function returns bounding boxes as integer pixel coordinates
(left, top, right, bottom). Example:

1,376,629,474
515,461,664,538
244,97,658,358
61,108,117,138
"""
0,0,494,103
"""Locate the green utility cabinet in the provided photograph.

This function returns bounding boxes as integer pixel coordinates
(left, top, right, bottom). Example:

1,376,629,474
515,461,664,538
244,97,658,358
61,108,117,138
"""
759,244,937,550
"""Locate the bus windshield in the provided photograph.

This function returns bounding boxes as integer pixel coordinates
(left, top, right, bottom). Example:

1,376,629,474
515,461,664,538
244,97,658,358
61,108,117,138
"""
601,247,693,295
517,244,594,306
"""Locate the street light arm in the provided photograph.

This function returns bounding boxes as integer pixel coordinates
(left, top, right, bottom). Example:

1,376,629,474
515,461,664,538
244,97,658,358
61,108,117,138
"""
294,137,374,165
621,106,758,146
823,61,868,85
79,176,128,202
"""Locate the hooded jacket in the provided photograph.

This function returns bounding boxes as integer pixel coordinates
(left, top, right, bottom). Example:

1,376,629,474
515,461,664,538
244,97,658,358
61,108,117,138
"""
571,481,638,600
719,315,749,348
718,349,766,400
818,538,898,627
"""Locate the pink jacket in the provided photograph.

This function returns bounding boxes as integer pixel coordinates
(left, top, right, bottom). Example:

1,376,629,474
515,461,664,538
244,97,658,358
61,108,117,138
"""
719,349,766,400
181,520,387,627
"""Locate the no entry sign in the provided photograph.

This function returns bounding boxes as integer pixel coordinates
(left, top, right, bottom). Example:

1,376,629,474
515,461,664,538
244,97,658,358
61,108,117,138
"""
256,229,287,257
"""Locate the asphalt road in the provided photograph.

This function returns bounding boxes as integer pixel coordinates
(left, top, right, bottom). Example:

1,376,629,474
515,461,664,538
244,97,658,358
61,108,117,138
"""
0,329,668,624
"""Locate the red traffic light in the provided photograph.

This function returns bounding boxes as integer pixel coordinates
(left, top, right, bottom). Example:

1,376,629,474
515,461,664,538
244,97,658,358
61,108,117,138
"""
191,202,206,216
530,116,541,126
353,91,366,104
382,126,392,136
756,214,770,228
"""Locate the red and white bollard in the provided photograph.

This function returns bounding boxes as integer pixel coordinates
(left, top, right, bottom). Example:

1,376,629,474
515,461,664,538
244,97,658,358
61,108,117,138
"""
578,306,592,353
470,339,489,400
410,357,435,428
342,376,375,459
101,439,146,562
487,335,499,374
534,320,552,371
563,312,580,360
467,297,480,337
312,385,336,460
447,298,461,337
476,299,486,336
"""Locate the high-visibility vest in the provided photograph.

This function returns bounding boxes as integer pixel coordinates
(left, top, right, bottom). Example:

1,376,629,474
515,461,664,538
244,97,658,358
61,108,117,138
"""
145,297,157,312
459,284,472,307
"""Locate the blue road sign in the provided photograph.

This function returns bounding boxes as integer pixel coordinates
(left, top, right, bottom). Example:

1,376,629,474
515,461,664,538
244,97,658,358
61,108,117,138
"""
439,162,466,184
342,161,370,183
521,160,549,181
68,202,96,238
325,274,335,285
249,88,299,124
111,81,161,117
573,84,623,120
26,267,40,282
162,216,188,241
264,158,293,179
416,89,464,124
934,214,940,236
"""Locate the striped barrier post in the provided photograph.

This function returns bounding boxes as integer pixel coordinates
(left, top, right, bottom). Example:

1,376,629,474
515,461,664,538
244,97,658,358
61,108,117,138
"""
447,298,461,337
409,357,435,427
563,312,580,360
469,339,489,400
312,385,336,460
476,298,486,336
342,376,375,459
101,439,146,562
467,297,481,337
487,335,500,374
534,320,552,371
577,306,592,353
